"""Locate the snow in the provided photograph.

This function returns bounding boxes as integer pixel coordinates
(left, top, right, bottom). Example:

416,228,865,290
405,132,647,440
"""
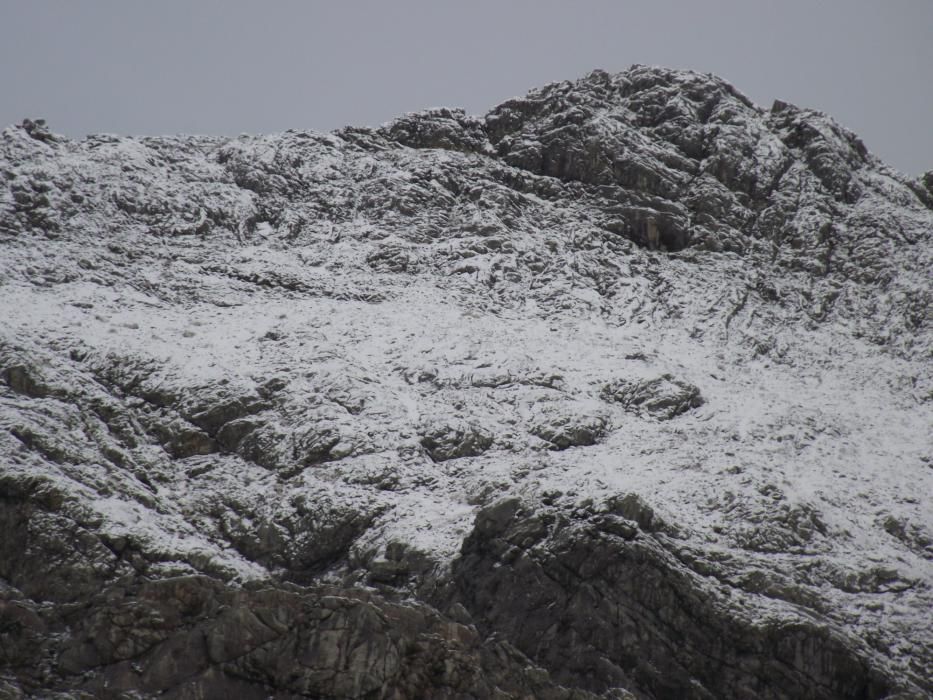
1,66,931,681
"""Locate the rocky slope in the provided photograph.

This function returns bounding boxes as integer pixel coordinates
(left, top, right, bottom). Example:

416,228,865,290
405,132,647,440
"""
0,65,931,698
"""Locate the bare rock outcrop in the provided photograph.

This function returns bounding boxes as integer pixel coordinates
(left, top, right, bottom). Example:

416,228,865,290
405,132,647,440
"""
451,498,906,699
1,65,930,697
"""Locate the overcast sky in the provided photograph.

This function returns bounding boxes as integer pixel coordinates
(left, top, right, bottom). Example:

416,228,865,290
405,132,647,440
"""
2,1,931,175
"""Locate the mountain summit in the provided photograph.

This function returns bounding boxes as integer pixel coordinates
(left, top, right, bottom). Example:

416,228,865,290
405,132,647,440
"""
1,66,931,698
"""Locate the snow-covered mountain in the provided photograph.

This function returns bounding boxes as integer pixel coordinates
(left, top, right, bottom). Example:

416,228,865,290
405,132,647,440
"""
1,65,931,699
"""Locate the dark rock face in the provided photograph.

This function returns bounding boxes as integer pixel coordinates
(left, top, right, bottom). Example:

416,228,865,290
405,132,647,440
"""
1,65,931,698
214,491,382,582
4,575,598,700
0,474,134,605
452,499,894,700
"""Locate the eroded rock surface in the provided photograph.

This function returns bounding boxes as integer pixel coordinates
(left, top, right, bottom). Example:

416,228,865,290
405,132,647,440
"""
451,498,895,699
4,575,597,700
1,65,931,697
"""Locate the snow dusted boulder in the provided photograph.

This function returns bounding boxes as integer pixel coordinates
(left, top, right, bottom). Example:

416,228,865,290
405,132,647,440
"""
161,420,216,458
419,417,494,462
528,400,610,450
602,373,704,419
233,417,341,475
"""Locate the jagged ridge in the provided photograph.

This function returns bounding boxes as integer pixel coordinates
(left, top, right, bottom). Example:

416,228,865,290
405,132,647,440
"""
1,65,931,698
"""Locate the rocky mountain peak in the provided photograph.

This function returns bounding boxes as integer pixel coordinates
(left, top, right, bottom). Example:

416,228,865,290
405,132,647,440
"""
1,68,931,698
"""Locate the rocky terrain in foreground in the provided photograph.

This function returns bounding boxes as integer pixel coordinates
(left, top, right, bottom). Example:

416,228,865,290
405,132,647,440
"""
0,66,931,698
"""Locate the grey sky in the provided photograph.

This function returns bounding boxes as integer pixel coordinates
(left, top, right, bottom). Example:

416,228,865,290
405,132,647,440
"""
2,1,931,175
